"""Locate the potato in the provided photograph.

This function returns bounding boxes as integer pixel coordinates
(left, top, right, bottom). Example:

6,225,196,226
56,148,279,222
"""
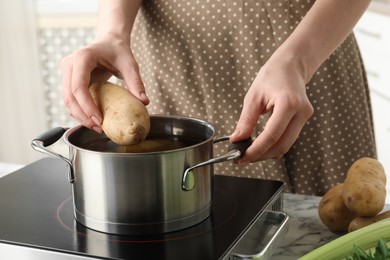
342,157,386,217
318,183,356,232
89,81,150,145
345,157,386,183
348,210,390,232
111,139,182,153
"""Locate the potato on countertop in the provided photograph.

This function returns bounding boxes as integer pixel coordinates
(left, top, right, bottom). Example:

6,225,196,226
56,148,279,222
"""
89,81,150,145
318,183,356,232
342,157,386,217
348,210,390,232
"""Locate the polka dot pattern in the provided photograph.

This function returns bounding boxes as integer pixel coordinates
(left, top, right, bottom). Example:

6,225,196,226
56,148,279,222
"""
130,0,376,195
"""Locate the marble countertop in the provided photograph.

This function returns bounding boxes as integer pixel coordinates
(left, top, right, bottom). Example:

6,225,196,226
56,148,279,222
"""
271,194,338,259
273,194,390,259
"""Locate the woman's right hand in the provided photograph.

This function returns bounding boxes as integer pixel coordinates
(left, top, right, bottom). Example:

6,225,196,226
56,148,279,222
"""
61,33,149,133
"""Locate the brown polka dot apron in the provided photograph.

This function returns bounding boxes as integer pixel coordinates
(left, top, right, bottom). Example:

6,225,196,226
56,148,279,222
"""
130,0,376,195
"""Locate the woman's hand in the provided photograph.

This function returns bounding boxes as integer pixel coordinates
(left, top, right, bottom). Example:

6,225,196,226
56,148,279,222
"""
61,33,149,133
230,57,314,164
229,0,371,164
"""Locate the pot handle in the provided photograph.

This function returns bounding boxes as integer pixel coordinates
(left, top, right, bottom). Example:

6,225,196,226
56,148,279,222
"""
182,136,252,191
31,127,74,183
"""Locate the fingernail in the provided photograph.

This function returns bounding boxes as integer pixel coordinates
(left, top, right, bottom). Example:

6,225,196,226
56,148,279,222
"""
91,115,102,126
92,126,103,134
140,92,150,103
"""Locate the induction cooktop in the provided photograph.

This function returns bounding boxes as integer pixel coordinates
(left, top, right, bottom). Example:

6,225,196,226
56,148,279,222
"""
0,158,288,260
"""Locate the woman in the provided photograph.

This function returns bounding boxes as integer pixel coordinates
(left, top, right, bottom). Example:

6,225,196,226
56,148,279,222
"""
61,0,376,195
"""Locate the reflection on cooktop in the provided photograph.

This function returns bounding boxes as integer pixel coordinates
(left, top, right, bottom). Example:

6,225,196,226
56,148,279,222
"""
57,186,237,243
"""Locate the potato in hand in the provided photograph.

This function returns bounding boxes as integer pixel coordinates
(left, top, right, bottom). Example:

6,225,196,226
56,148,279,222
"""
89,81,150,145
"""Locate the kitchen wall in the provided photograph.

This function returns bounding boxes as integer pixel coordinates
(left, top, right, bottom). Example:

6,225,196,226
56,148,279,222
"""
0,0,46,165
35,0,98,129
0,0,98,165
354,1,390,203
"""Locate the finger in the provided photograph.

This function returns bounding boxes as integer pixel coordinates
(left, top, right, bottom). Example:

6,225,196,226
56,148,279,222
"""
253,113,306,161
61,56,74,112
239,99,313,163
266,116,306,159
239,101,295,163
61,60,101,132
90,67,113,83
66,95,99,131
116,50,150,105
259,102,313,160
230,95,263,143
70,49,103,126
61,57,88,124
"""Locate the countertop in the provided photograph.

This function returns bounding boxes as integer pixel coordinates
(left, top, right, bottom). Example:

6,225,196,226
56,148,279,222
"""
271,193,338,259
0,162,23,178
273,194,390,259
0,162,388,259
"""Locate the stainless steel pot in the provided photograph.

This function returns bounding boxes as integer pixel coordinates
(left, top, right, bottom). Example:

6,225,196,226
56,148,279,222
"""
32,115,250,235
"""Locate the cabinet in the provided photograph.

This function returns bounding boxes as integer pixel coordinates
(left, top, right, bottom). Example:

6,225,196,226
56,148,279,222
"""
354,8,390,202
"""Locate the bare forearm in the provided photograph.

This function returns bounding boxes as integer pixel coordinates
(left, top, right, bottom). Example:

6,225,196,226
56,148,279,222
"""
272,0,371,83
96,0,143,42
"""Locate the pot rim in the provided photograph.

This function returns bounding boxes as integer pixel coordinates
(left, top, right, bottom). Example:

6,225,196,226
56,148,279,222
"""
63,114,218,156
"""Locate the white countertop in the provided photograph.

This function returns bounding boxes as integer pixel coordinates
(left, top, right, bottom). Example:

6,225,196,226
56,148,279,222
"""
0,162,23,178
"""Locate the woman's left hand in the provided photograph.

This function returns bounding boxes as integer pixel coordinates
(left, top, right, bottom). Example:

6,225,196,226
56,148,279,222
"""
230,57,314,164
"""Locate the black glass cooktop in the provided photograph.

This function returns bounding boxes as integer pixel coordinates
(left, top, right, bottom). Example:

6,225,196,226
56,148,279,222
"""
0,158,283,260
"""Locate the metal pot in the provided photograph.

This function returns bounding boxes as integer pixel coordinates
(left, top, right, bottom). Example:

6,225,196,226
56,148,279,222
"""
32,115,250,235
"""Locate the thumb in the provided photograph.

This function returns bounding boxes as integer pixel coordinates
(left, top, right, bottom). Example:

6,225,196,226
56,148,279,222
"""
124,75,150,105
116,52,150,105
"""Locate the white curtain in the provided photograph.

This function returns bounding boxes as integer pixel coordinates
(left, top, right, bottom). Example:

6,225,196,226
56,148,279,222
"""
0,0,46,164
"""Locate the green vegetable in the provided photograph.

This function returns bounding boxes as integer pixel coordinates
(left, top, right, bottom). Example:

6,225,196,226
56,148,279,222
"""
299,218,390,260
347,238,390,260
